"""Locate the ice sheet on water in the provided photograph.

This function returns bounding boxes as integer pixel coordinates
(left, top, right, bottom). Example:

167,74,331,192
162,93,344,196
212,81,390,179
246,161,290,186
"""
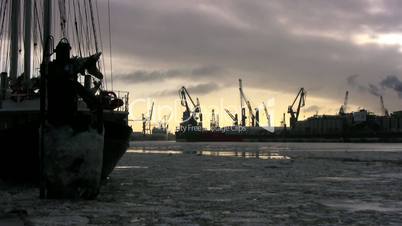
321,199,402,213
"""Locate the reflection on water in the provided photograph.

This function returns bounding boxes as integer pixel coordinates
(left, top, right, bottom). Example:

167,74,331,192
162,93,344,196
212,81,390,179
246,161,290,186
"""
198,151,290,160
130,141,402,153
315,176,374,182
127,148,290,160
127,141,402,162
115,165,149,169
127,149,183,155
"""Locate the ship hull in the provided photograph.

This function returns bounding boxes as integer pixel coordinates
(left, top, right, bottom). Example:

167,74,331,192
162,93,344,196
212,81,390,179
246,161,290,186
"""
131,133,171,141
0,110,131,182
175,127,272,142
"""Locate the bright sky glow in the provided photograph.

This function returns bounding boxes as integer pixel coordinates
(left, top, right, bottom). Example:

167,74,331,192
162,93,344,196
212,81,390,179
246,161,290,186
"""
354,33,402,50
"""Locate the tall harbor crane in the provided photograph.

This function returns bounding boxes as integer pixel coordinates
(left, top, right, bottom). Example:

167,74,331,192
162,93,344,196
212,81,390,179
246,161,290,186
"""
239,79,255,127
288,88,306,129
380,96,389,117
179,86,202,127
339,91,349,115
225,108,238,126
142,101,154,134
262,102,271,128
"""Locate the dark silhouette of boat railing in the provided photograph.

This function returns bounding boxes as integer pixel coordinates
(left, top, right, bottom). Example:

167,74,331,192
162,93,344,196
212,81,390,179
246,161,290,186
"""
76,90,129,112
0,74,41,103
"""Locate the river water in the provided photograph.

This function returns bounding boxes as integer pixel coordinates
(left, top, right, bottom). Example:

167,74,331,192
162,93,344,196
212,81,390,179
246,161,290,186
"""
1,141,402,225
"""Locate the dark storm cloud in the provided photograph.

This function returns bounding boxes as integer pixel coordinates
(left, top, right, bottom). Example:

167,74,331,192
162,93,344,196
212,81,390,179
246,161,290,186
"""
151,82,220,97
191,65,222,76
97,0,402,110
116,65,224,84
116,69,184,83
183,83,220,95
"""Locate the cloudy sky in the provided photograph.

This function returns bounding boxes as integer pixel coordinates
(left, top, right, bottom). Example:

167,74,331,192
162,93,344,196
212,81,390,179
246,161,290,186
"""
95,0,402,130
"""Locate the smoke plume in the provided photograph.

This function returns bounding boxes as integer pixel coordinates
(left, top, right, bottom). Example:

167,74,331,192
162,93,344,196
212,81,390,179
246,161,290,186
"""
380,75,402,98
347,74,381,97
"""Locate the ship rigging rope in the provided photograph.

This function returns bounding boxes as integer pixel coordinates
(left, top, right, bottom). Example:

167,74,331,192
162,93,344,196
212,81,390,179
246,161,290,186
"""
88,0,99,53
82,0,91,55
67,1,79,57
66,0,75,54
3,0,10,72
53,1,57,41
59,0,106,87
0,0,5,43
72,0,82,57
58,0,67,38
77,0,86,56
36,0,108,87
86,0,106,87
19,2,24,76
83,0,92,55
76,0,87,84
88,0,106,89
95,0,107,89
33,0,41,77
0,0,3,70
33,0,43,76
34,0,43,47
33,0,39,45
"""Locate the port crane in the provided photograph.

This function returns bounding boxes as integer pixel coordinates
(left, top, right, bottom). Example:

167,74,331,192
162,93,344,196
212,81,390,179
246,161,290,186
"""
262,102,271,128
288,88,306,129
239,79,256,127
224,108,238,126
380,96,389,117
339,91,349,115
142,101,154,134
179,86,202,127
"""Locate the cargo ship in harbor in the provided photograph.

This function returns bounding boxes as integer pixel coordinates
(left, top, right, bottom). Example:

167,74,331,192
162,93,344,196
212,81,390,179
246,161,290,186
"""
130,102,175,141
176,80,402,142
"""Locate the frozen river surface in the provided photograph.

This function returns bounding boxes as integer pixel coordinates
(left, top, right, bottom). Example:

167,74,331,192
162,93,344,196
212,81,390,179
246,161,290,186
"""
1,141,402,225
